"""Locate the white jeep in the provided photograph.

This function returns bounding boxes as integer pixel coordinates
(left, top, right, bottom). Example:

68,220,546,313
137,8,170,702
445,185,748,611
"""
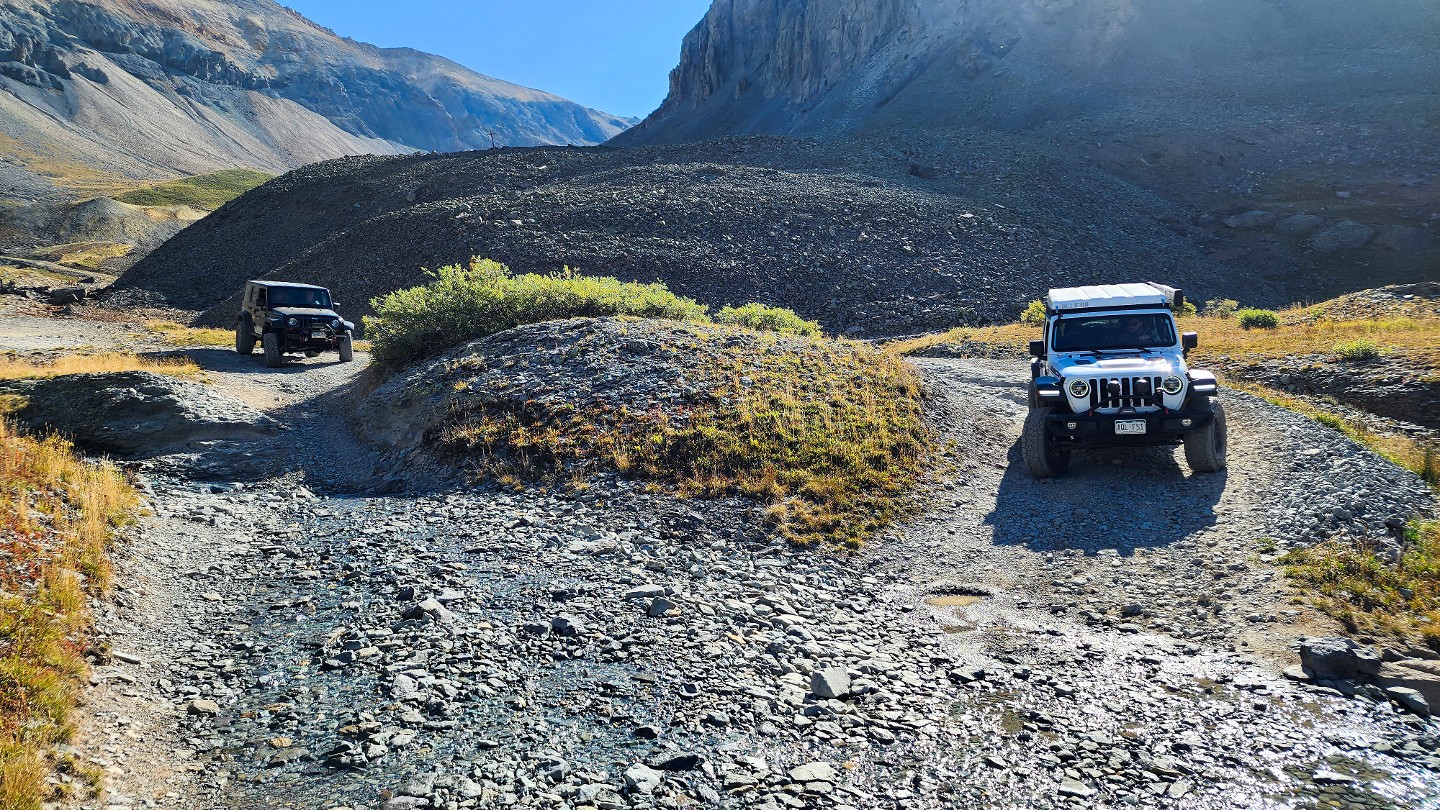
1022,282,1226,477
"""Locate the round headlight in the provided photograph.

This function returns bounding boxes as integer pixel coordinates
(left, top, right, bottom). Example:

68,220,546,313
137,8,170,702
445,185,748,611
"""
331,318,341,329
1067,378,1091,398
1161,376,1184,395
287,317,298,327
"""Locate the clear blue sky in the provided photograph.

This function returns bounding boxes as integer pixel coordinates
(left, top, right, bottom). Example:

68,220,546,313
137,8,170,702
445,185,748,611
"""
282,1,713,119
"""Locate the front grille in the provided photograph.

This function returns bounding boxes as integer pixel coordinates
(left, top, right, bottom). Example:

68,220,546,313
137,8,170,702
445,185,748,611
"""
1090,376,1164,412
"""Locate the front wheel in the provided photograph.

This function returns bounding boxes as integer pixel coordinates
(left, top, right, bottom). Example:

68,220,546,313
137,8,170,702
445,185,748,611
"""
1183,400,1227,473
1022,407,1071,478
262,332,283,368
235,320,255,355
337,333,354,363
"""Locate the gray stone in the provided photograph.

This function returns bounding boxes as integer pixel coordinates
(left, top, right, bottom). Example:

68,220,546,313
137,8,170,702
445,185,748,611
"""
647,596,676,617
788,762,838,784
624,763,664,794
405,597,455,624
1273,213,1326,236
186,699,220,716
1385,686,1431,716
551,614,584,637
1057,778,1094,798
1309,220,1375,254
810,667,852,699
1300,637,1381,680
1375,226,1437,254
623,584,667,599
1223,210,1276,229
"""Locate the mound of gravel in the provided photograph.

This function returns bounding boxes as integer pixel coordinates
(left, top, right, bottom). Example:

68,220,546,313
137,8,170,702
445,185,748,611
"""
118,135,1274,337
1,371,278,456
359,316,851,465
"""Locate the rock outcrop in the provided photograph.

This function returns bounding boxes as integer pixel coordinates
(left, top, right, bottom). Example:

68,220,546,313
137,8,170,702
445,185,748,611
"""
0,371,278,456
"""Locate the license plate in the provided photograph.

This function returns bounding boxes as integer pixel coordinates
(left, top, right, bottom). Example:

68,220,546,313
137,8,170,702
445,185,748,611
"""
1115,420,1147,435
310,331,326,339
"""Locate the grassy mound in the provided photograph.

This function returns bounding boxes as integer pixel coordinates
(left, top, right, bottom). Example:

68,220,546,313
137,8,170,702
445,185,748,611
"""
0,353,198,381
0,419,136,808
371,318,929,548
366,258,816,369
115,169,274,210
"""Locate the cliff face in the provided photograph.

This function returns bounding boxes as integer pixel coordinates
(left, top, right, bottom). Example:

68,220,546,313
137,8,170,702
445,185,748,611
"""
618,0,1439,146
0,0,635,201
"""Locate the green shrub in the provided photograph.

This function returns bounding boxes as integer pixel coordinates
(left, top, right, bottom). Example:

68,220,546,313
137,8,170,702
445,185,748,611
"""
714,303,821,336
366,259,709,368
1205,298,1240,318
1237,308,1279,330
1020,299,1047,325
1173,300,1198,317
1333,338,1383,362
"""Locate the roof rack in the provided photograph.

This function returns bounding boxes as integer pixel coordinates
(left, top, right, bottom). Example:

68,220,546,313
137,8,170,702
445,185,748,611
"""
1045,282,1184,314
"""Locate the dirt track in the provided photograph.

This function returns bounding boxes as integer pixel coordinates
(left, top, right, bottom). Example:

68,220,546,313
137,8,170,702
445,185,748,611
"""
4,310,1433,809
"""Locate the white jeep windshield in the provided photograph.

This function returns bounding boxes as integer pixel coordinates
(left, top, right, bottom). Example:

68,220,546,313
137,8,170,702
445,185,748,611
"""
268,286,331,308
1052,313,1176,351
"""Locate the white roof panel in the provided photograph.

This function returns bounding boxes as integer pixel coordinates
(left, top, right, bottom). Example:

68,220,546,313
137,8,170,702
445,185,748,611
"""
1047,283,1169,311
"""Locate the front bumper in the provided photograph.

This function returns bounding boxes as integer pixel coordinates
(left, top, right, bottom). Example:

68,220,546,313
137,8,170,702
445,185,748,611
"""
273,329,345,351
1045,409,1215,447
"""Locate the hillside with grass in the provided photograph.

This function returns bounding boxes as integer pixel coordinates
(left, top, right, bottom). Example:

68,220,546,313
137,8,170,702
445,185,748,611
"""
359,261,928,548
114,170,275,211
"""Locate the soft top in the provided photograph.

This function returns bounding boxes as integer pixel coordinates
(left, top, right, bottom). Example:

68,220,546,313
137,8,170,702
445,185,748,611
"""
246,280,329,291
1046,282,1181,313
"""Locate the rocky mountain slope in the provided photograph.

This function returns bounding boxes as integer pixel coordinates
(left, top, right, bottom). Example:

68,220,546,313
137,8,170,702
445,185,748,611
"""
0,0,634,204
115,134,1272,336
618,0,1438,293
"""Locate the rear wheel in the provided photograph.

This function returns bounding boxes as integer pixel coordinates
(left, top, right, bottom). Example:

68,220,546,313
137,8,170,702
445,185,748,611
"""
235,320,255,355
1184,400,1227,473
262,333,282,368
338,333,354,363
1022,407,1071,478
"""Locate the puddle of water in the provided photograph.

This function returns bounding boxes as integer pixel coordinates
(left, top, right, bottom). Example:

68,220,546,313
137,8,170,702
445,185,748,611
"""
926,594,984,607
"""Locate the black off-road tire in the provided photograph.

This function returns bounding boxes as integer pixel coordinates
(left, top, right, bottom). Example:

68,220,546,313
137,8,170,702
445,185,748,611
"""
1022,407,1071,478
1184,400,1228,473
235,319,255,355
338,333,354,363
262,332,283,368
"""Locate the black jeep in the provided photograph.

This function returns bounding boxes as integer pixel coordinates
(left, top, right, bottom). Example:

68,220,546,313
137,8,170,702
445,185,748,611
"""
235,280,355,368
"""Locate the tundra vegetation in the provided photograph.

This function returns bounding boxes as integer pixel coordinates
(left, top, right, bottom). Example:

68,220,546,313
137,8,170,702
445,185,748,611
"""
368,260,928,548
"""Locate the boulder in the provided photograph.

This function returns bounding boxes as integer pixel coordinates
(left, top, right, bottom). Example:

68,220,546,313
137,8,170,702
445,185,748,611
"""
1273,213,1326,236
810,666,852,699
624,763,663,794
1376,659,1440,710
45,286,85,305
1299,637,1381,681
1374,226,1437,254
1384,685,1431,716
1309,220,1375,254
1223,210,1276,229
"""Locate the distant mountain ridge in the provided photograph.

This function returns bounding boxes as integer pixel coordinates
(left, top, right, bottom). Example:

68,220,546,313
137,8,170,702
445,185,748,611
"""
0,0,635,202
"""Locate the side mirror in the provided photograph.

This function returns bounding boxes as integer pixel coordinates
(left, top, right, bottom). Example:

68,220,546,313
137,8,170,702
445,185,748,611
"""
332,302,343,310
1028,339,1045,358
1182,332,1198,350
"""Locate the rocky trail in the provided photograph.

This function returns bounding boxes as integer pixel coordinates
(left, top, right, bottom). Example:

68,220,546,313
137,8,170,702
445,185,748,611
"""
6,314,1437,810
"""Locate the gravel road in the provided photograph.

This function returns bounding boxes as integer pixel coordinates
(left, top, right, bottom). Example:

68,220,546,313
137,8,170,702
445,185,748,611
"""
59,344,1440,810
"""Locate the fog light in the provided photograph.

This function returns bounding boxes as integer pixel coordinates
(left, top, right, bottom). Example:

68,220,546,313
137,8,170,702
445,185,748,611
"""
1182,418,1193,427
1067,421,1078,430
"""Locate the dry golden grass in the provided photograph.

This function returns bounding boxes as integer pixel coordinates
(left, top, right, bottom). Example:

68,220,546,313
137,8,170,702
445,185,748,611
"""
441,328,930,549
143,321,232,348
0,352,198,380
1,418,137,808
1283,522,1440,649
1186,312,1440,370
26,242,132,271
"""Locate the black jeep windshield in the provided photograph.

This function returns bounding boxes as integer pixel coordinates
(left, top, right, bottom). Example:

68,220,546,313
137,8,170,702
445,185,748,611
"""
268,286,331,308
1052,313,1176,352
